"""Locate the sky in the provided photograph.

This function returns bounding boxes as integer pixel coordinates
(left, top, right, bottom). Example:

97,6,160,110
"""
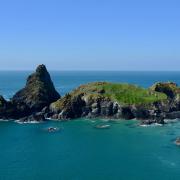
0,0,180,70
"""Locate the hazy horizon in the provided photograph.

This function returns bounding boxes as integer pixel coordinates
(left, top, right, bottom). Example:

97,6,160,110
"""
0,68,180,72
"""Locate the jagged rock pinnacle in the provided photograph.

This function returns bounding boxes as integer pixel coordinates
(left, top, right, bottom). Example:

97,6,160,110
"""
12,64,60,111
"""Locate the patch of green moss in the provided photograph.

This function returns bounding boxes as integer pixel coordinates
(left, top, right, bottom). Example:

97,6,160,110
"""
51,93,71,110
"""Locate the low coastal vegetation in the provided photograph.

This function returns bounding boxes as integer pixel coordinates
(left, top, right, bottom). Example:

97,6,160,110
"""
71,82,167,105
52,82,168,112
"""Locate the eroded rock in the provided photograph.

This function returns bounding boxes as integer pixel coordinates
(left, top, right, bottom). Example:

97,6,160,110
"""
12,64,60,112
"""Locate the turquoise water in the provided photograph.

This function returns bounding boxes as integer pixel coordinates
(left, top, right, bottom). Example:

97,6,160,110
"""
0,71,180,180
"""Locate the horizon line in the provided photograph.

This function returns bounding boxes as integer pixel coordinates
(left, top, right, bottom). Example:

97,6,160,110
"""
0,69,179,72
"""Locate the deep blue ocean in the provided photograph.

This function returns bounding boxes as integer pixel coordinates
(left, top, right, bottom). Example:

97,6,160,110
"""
1,71,180,180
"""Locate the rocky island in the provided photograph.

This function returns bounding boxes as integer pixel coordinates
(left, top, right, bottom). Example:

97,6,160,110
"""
0,64,180,125
0,64,60,121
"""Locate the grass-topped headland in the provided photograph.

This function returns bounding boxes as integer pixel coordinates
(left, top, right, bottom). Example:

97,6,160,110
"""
56,82,168,106
51,82,167,112
50,81,171,121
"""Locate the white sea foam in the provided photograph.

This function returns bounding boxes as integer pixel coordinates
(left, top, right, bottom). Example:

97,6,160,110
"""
164,118,180,123
15,120,41,124
139,124,149,127
154,123,163,126
91,120,96,123
46,118,62,121
46,118,53,120
0,119,10,122
140,123,163,127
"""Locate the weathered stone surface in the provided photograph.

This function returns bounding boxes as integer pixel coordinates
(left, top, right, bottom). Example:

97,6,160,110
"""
100,101,113,116
150,82,178,98
0,65,60,121
19,112,45,123
12,64,60,112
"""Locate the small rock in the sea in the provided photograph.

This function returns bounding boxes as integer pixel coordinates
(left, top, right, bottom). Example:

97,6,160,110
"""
175,137,180,146
46,127,60,132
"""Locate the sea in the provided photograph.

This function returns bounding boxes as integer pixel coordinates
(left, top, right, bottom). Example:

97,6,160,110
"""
0,71,180,180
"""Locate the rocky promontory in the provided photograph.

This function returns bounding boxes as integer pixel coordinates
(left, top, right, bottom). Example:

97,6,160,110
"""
0,65,180,124
0,64,60,121
48,81,180,124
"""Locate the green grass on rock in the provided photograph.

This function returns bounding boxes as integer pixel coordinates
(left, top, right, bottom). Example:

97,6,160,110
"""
74,82,167,105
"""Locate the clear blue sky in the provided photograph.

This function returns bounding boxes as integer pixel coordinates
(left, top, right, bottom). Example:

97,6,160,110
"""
0,0,179,70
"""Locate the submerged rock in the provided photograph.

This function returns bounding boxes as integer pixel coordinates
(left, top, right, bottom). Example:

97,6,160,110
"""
140,117,165,126
45,127,60,133
12,64,60,112
175,137,180,146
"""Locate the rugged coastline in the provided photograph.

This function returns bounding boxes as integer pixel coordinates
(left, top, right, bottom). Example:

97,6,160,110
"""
0,64,180,125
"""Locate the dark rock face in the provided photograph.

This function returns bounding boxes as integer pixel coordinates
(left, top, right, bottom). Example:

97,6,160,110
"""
0,95,16,119
18,112,45,123
150,82,178,99
12,64,60,112
50,93,86,119
0,96,28,119
50,94,135,120
121,107,135,119
0,64,60,122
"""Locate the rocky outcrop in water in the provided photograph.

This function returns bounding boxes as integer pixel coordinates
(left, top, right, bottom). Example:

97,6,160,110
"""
1,67,180,125
0,65,60,121
0,95,16,119
12,64,60,112
49,93,155,121
47,82,180,125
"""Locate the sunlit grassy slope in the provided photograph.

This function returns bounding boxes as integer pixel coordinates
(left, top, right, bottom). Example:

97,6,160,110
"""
71,82,167,105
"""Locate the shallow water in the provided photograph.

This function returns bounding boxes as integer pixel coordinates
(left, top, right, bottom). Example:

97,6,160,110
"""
0,71,180,180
